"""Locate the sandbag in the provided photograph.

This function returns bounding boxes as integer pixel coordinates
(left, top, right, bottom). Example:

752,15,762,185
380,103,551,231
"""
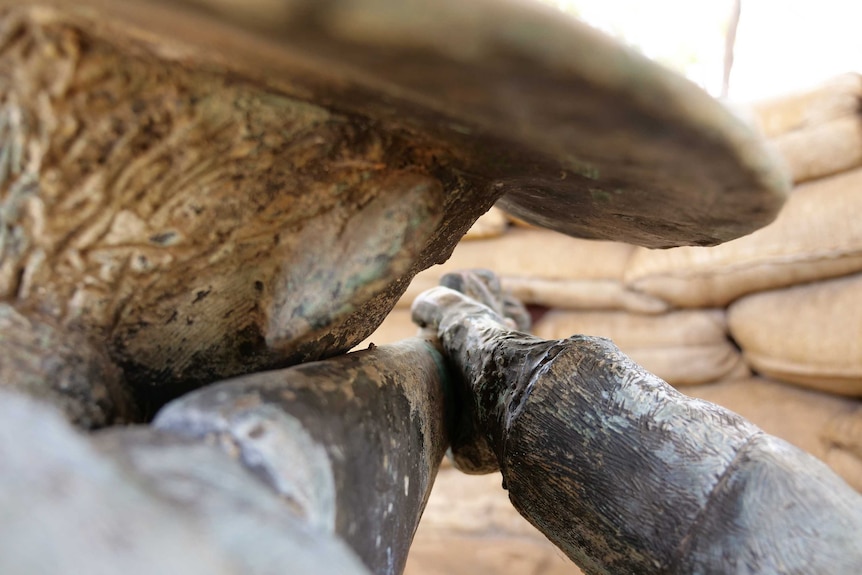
532,309,748,386
426,228,633,281
501,277,668,314
751,73,862,139
688,377,862,492
625,167,862,308
772,116,862,183
402,275,667,314
728,273,862,396
397,229,659,312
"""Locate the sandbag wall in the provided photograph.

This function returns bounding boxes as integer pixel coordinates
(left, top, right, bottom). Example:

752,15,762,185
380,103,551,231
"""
368,75,862,575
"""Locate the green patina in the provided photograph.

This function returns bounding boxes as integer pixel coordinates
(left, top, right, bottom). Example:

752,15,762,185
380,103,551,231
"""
589,188,612,203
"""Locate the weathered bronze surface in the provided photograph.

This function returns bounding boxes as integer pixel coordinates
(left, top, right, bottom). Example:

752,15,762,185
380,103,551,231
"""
0,0,788,414
154,338,450,575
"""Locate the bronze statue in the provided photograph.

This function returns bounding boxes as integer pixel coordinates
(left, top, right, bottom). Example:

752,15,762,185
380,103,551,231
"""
3,1,857,574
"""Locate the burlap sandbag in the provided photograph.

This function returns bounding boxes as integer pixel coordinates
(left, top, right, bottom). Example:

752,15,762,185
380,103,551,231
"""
533,309,748,386
501,277,668,314
426,228,633,280
625,167,862,308
772,116,862,183
688,377,862,492
751,73,862,139
397,229,665,312
401,275,668,314
728,273,862,396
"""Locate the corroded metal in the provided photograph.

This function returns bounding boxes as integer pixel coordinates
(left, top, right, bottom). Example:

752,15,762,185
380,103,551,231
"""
0,2,812,572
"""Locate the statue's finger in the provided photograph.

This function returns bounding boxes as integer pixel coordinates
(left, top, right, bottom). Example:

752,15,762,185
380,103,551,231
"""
439,270,531,331
410,286,471,329
440,269,502,303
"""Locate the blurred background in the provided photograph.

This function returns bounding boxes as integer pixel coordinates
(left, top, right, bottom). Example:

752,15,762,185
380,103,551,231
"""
538,0,861,101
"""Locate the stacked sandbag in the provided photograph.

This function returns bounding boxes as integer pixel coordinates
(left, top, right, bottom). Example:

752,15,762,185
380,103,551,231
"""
752,73,862,183
618,76,862,405
616,76,862,490
727,273,862,396
397,227,668,314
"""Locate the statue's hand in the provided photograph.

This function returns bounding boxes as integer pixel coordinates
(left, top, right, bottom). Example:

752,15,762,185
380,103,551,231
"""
411,269,533,474
411,269,530,334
